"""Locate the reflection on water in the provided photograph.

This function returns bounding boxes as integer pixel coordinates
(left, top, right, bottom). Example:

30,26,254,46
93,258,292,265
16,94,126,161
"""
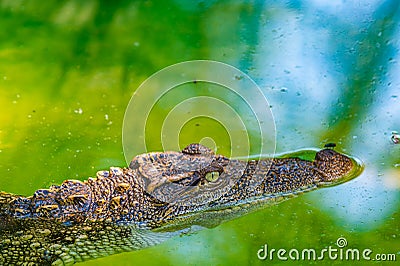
312,169,400,231
0,0,399,265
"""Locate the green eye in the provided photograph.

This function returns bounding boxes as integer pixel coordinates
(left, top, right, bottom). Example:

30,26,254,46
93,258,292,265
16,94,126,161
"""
205,171,220,182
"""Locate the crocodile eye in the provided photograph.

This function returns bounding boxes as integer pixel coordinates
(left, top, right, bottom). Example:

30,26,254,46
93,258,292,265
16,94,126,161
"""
205,171,220,182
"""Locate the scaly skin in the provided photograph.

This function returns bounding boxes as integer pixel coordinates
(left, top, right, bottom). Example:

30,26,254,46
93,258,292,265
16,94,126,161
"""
0,144,355,265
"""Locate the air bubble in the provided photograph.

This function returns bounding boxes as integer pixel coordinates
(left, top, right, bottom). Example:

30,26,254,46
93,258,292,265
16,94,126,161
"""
391,131,400,144
74,108,83,114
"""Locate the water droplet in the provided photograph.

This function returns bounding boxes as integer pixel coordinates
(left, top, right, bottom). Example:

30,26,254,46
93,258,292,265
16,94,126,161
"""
391,131,400,144
105,114,109,120
74,108,83,114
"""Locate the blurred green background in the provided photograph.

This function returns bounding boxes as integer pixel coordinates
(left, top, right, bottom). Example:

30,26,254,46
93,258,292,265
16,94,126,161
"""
1,0,399,265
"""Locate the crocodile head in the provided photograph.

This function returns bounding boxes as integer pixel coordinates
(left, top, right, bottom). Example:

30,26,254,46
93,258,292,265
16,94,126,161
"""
128,144,356,230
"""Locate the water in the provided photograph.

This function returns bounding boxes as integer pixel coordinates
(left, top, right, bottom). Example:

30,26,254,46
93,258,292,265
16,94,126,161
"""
0,0,399,265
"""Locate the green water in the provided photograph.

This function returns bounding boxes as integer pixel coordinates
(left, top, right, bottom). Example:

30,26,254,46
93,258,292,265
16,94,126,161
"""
1,0,399,265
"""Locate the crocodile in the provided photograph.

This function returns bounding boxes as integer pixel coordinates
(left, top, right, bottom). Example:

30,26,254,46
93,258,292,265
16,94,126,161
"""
0,143,359,265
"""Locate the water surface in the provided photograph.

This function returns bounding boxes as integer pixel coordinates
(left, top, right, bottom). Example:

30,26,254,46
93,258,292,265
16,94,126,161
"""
0,0,399,265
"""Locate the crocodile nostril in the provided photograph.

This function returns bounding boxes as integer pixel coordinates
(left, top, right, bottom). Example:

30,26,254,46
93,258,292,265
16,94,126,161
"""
315,148,336,161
